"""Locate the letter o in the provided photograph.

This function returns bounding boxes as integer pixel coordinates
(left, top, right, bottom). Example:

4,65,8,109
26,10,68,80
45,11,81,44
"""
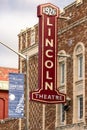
45,60,53,68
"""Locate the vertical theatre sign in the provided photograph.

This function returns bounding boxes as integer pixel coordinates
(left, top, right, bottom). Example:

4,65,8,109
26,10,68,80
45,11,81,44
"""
30,3,66,103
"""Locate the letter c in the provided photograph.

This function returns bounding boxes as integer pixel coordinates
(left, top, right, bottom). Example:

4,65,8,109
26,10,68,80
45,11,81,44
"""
46,50,53,58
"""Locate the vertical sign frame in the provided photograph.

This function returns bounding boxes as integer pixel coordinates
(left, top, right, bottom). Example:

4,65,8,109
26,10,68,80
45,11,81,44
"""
30,3,66,104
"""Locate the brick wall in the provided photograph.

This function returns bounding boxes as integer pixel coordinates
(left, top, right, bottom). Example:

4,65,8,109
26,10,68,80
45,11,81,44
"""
0,119,19,130
58,0,87,126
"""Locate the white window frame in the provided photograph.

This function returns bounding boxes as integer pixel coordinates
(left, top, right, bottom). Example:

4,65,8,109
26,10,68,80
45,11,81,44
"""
60,62,65,86
78,96,83,119
57,51,66,126
73,42,85,124
60,104,65,124
78,55,83,80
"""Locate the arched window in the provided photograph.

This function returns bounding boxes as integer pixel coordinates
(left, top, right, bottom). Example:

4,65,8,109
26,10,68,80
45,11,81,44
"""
73,42,85,123
74,43,84,81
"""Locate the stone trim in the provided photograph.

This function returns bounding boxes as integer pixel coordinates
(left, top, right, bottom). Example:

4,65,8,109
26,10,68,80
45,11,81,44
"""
56,122,84,130
58,16,87,35
73,42,85,123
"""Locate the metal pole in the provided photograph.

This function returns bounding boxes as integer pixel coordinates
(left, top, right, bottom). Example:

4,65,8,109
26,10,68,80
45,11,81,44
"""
25,55,29,130
0,41,26,59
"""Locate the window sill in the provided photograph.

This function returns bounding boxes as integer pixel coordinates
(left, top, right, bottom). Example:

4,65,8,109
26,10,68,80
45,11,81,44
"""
59,122,65,126
76,118,83,123
75,79,83,85
59,84,65,88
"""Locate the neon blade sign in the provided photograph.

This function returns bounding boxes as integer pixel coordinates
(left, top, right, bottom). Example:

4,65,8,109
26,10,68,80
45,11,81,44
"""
30,3,66,104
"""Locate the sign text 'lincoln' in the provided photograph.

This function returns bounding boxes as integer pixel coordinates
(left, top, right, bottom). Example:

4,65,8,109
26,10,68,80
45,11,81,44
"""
30,3,66,104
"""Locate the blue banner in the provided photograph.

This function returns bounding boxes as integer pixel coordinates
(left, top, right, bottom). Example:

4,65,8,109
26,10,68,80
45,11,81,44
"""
9,73,24,118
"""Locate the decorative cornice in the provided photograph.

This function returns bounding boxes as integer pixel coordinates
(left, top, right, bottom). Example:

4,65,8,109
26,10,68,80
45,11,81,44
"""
20,43,38,58
58,16,87,35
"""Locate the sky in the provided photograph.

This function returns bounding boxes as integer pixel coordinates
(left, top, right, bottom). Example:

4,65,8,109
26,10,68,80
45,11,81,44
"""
0,0,75,69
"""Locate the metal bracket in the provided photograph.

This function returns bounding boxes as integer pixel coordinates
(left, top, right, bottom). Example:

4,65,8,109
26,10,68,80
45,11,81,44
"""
59,16,71,20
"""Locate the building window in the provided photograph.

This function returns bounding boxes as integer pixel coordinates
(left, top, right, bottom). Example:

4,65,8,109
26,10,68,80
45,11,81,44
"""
22,33,26,49
78,96,83,119
75,44,84,81
27,30,31,47
57,51,66,125
60,62,65,85
73,43,85,123
60,104,65,123
30,28,35,45
78,55,83,79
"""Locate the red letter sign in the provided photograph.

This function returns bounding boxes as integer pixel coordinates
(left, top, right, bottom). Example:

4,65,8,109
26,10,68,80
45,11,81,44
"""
30,3,66,104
